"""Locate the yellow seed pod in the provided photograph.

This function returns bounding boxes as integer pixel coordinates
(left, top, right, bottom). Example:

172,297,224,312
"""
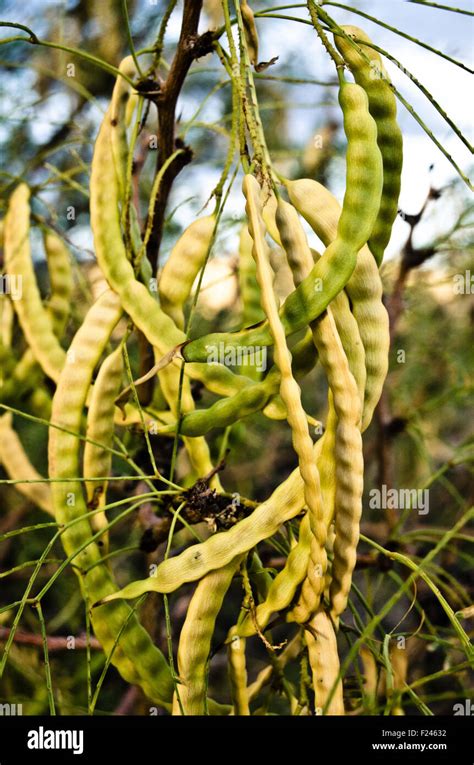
274,198,362,623
175,558,241,715
305,609,345,715
360,646,378,710
285,178,389,432
110,55,138,199
4,184,66,383
43,229,74,338
228,627,250,715
241,1,259,66
238,514,312,638
388,642,408,715
239,223,265,328
244,175,327,617
0,413,53,516
83,344,124,551
159,216,215,330
260,188,281,246
1,294,14,349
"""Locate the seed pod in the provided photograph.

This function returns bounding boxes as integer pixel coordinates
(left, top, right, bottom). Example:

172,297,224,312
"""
237,513,312,638
90,59,220,485
83,344,124,551
260,199,366,401
0,412,53,516
360,646,378,710
4,184,66,383
228,628,250,715
0,294,14,349
159,215,216,330
274,198,363,623
182,78,383,364
305,608,345,715
244,174,327,617
175,557,242,715
388,642,408,715
334,25,403,265
157,330,317,437
49,288,174,708
99,435,328,602
285,179,389,431
110,55,137,200
241,1,259,66
43,229,74,338
239,224,265,328
238,223,265,380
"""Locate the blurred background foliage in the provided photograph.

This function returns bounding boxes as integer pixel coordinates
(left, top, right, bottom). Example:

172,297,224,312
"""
0,0,473,715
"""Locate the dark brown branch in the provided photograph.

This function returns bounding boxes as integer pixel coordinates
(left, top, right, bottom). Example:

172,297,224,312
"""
145,1,215,271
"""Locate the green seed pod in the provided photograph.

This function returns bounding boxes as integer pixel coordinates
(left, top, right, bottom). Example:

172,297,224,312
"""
228,627,250,715
285,179,389,431
159,216,216,330
237,513,312,638
175,557,242,715
157,330,317,437
83,345,124,551
49,288,174,708
241,0,259,66
90,59,220,484
244,174,327,617
334,25,403,265
274,197,362,624
43,229,74,338
182,78,383,364
4,184,66,383
238,223,265,380
110,55,137,200
0,412,53,516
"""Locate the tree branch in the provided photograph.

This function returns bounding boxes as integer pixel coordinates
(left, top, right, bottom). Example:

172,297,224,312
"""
0,627,102,652
145,0,214,271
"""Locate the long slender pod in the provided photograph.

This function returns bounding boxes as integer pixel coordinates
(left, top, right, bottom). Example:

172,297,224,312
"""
182,75,383,363
237,514,312,638
274,198,363,623
228,627,250,715
244,173,327,618
238,223,265,379
98,76,382,610
174,557,242,715
0,413,53,516
285,179,389,431
259,195,366,399
89,58,219,482
305,608,345,715
49,288,174,707
43,229,74,337
156,330,318,436
334,25,403,266
4,184,66,382
159,216,216,330
83,344,124,549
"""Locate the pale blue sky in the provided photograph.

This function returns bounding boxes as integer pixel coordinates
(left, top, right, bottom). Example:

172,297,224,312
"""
1,0,472,259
